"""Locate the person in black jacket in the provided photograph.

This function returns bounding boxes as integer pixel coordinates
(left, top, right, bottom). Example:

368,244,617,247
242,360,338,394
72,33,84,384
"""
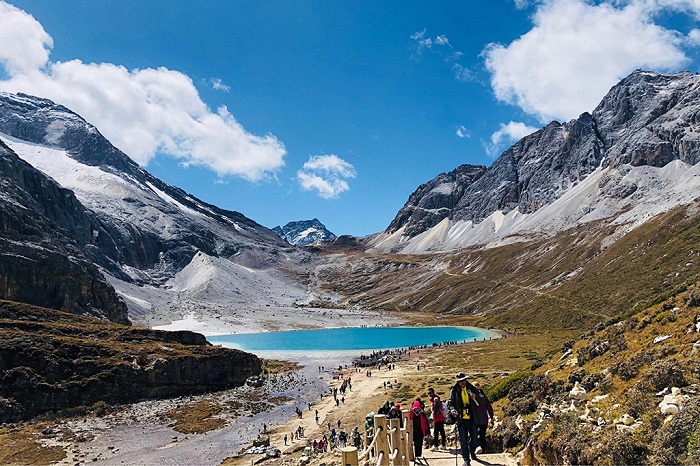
448,372,481,466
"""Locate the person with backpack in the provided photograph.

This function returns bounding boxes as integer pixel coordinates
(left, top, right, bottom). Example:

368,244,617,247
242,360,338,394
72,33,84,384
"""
472,382,494,453
448,372,481,466
427,387,447,450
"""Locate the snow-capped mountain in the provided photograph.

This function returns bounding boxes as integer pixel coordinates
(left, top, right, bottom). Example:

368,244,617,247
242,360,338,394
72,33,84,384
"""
0,93,288,277
0,139,129,323
273,219,337,246
371,70,700,253
0,92,315,324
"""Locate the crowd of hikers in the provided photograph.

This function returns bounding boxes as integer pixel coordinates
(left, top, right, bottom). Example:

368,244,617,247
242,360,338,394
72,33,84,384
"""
288,368,492,466
362,372,493,466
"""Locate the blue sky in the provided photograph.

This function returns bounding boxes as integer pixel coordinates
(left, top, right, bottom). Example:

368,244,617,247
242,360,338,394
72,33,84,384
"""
1,1,700,236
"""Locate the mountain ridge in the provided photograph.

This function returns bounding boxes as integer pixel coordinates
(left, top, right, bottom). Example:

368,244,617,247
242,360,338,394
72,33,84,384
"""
375,70,700,253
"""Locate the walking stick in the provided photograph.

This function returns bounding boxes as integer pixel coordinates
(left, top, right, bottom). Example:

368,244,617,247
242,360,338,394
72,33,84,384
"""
454,426,458,466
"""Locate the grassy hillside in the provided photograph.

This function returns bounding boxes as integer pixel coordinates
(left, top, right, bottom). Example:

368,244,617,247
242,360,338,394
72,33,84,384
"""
488,280,700,465
317,202,700,331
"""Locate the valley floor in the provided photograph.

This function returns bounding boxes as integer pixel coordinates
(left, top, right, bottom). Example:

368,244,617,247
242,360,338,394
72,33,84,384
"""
2,310,571,466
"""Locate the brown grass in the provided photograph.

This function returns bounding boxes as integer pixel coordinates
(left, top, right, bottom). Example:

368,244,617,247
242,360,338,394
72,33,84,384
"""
165,401,226,434
0,424,65,465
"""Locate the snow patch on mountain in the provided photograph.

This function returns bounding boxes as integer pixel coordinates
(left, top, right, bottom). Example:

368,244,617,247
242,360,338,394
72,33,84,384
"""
369,161,700,253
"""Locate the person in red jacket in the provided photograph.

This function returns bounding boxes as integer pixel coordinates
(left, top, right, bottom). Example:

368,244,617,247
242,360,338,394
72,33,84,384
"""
409,400,430,462
427,387,446,450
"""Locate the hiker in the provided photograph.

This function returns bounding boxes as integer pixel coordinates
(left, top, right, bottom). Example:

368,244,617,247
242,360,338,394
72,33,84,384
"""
352,426,362,448
284,434,288,445
473,383,494,453
427,387,447,450
365,411,375,437
388,405,401,420
409,400,430,462
378,400,391,415
449,372,480,466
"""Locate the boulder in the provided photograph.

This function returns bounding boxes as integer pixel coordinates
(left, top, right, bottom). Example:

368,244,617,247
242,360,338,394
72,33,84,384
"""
569,382,588,402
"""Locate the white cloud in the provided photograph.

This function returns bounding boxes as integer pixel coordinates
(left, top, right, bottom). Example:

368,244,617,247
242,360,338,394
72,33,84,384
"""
485,121,538,157
0,2,285,181
296,154,356,199
210,78,230,92
514,0,531,9
0,2,52,75
689,28,700,44
456,125,471,138
435,35,451,46
410,29,432,55
483,0,691,123
411,29,455,57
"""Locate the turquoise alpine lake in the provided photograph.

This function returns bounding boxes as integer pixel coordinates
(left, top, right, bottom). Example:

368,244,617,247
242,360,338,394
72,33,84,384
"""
207,326,493,352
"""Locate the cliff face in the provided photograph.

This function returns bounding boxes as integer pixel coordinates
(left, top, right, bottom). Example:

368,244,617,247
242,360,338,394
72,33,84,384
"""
0,301,261,422
0,140,129,324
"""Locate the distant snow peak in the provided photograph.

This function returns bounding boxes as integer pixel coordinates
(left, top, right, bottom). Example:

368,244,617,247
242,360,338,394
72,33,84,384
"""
273,218,336,246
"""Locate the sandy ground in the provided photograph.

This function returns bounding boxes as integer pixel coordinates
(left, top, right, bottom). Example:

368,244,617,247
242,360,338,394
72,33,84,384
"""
152,307,404,336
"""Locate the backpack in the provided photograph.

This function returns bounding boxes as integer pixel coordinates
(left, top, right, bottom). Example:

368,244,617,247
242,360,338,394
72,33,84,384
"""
440,400,450,419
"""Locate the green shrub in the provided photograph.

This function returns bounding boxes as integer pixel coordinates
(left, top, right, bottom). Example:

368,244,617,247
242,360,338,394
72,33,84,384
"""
486,370,533,402
568,368,586,385
643,358,687,391
624,386,653,418
581,372,605,391
649,398,700,465
653,310,677,324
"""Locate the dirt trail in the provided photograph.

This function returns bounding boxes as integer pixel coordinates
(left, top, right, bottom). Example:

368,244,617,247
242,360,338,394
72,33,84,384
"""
268,365,388,452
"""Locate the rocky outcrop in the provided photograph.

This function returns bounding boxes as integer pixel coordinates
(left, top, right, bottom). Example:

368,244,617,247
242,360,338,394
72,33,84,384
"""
0,300,261,422
387,164,487,237
387,70,700,238
0,140,129,324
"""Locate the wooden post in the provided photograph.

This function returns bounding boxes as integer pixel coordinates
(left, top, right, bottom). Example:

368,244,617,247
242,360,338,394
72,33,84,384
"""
374,415,390,466
342,446,359,466
402,409,414,463
389,418,406,466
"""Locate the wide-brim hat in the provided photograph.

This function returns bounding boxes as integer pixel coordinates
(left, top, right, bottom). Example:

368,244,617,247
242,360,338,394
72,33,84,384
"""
455,372,469,382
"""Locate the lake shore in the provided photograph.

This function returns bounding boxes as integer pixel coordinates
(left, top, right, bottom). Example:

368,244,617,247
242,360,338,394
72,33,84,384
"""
34,325,575,466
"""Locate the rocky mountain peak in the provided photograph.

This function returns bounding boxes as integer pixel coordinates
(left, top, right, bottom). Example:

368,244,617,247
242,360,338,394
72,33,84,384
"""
377,70,700,252
273,218,336,246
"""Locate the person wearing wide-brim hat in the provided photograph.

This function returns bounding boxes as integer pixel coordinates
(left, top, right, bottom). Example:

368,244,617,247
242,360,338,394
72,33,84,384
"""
448,372,482,466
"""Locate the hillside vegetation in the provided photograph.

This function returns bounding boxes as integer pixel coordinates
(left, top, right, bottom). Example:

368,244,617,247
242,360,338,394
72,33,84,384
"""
318,201,700,331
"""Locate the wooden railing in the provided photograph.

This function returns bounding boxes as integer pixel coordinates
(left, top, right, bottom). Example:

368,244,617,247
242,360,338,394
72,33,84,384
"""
342,410,414,466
